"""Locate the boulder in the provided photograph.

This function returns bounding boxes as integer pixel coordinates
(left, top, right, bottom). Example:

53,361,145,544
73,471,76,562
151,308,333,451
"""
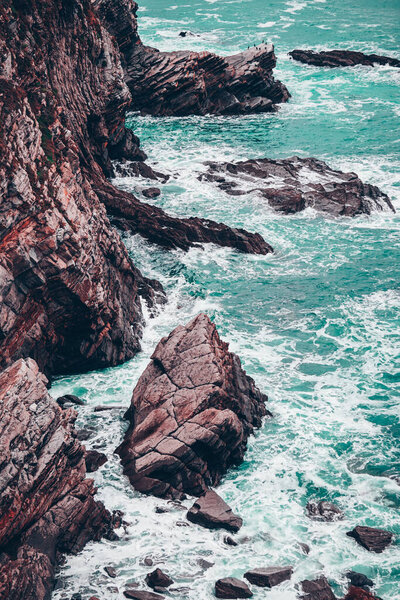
343,587,381,600
145,568,174,589
117,314,269,498
289,49,400,68
57,394,86,407
187,490,243,532
104,566,117,578
346,526,393,553
244,566,293,587
85,450,108,473
306,501,344,522
300,576,337,600
0,359,114,600
142,187,161,199
346,572,373,589
215,578,253,598
124,591,165,600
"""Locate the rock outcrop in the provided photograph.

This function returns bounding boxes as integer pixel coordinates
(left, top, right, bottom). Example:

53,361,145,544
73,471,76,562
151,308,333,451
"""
289,49,400,68
187,490,243,532
346,526,393,553
201,157,395,217
117,314,269,498
0,358,114,600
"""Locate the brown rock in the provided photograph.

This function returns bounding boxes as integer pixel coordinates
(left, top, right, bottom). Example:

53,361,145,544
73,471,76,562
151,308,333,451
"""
145,568,174,589
142,187,161,199
124,591,165,600
0,359,113,600
300,577,337,600
85,450,108,473
244,566,293,587
289,49,400,68
215,578,253,598
306,501,344,522
187,490,243,532
117,314,269,498
343,586,381,600
201,157,394,217
105,566,118,578
346,526,393,553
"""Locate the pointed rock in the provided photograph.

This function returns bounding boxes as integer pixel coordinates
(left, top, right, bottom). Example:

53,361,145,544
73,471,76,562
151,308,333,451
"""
346,526,393,553
300,577,337,600
215,578,253,598
187,490,243,532
244,566,293,587
145,568,174,589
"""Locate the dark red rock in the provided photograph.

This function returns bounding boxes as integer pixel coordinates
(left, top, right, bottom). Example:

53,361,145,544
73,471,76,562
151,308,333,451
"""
343,586,381,600
145,568,174,589
201,157,395,217
306,501,344,522
300,577,337,600
289,49,400,68
187,490,242,532
116,314,269,499
346,526,393,553
142,187,161,199
0,359,113,600
244,566,293,587
215,578,253,599
85,450,108,472
124,591,165,600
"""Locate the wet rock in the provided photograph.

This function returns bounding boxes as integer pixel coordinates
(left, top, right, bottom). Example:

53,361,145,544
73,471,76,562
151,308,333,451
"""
124,590,165,600
306,501,344,522
201,157,394,217
117,314,269,498
244,566,293,587
187,490,243,532
0,359,113,600
300,576,337,600
215,578,253,598
85,450,108,472
299,542,310,554
289,49,400,68
343,587,381,600
57,394,86,407
105,566,118,578
346,572,374,589
76,428,97,441
142,187,161,198
197,558,215,570
94,405,125,412
71,595,82,600
144,557,154,567
224,535,238,546
346,526,393,553
145,568,174,589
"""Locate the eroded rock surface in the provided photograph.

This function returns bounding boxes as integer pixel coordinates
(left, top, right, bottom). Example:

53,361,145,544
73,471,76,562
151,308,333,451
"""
201,157,395,217
346,526,393,553
117,314,269,498
187,490,243,532
0,358,113,600
289,49,400,68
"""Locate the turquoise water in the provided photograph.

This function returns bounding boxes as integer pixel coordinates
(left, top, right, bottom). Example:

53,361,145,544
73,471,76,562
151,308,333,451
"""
52,1,400,598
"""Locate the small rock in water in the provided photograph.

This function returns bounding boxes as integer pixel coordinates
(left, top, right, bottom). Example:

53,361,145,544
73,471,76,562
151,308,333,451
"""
85,450,108,472
144,557,154,566
197,558,215,570
104,566,117,578
224,535,238,546
346,572,374,589
244,566,293,588
306,500,344,521
145,568,174,589
155,506,170,514
71,595,82,600
300,576,336,600
76,427,96,441
124,590,165,600
215,578,253,598
346,526,393,553
187,490,243,532
299,542,310,554
94,404,125,412
343,586,381,600
57,394,85,407
142,187,161,198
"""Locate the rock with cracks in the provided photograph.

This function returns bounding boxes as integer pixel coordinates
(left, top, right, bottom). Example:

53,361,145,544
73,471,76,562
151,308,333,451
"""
200,157,394,217
289,49,400,68
117,314,269,499
0,359,114,600
215,578,253,599
346,526,393,553
187,490,243,532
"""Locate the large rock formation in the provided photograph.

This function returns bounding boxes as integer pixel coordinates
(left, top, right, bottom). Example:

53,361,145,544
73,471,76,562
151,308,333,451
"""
289,49,400,69
117,314,269,498
201,157,395,216
0,358,114,600
96,0,289,116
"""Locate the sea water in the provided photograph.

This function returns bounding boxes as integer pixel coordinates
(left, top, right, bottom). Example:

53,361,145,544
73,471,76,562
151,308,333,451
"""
51,0,400,597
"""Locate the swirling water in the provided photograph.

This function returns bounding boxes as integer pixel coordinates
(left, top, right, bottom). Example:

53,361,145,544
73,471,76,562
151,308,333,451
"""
51,0,400,598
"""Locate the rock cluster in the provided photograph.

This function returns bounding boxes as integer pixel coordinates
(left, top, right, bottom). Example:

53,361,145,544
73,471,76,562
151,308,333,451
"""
201,157,395,217
0,358,114,600
289,49,400,68
117,314,269,498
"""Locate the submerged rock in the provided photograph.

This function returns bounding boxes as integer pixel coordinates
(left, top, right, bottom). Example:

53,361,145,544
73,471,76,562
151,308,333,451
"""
0,359,113,600
117,314,269,498
145,568,174,589
306,501,344,521
142,187,161,198
201,157,394,217
244,566,293,587
346,526,393,553
289,49,400,68
300,576,337,600
187,490,243,532
215,578,253,599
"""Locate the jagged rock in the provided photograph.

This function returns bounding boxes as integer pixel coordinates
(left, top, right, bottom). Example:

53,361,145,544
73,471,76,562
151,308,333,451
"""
145,568,174,589
85,450,108,472
124,591,165,600
187,490,243,532
306,501,344,522
346,572,374,589
289,49,400,68
117,314,269,498
57,394,86,407
343,587,381,600
201,157,394,217
105,566,117,578
244,566,293,587
142,187,161,199
300,577,337,600
0,359,113,600
215,578,253,598
346,526,393,553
